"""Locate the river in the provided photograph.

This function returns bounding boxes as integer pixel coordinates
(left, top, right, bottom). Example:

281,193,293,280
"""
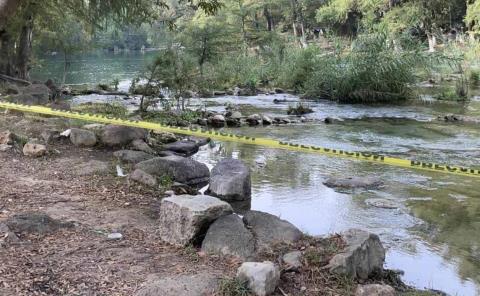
32,52,480,296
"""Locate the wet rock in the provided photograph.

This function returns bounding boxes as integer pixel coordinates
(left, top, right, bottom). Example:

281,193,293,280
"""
21,83,51,103
158,195,233,246
234,87,256,96
365,198,399,209
162,140,200,157
114,150,155,164
283,251,303,270
262,115,273,125
324,177,383,190
324,117,335,124
202,214,255,260
243,211,303,252
226,117,241,127
5,212,73,235
187,137,210,147
75,160,110,176
197,118,208,126
129,169,157,187
135,274,219,296
327,229,385,280
70,128,97,147
246,114,262,126
100,125,147,147
209,114,226,128
355,284,395,296
208,158,251,201
129,139,155,154
274,88,285,94
23,142,47,157
237,261,280,296
0,131,15,145
213,90,226,96
135,156,210,188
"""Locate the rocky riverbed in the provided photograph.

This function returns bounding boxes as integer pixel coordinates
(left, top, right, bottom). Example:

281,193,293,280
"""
0,110,442,296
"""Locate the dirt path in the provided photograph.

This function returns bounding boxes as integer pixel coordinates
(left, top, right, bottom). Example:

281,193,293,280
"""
0,113,235,295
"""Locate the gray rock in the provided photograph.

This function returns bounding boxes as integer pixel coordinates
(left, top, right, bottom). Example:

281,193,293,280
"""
202,214,255,260
226,117,242,127
324,177,383,190
209,114,226,128
82,123,105,132
107,232,123,240
130,139,155,154
283,251,303,270
75,160,110,176
246,114,262,126
100,125,147,147
0,144,12,152
355,284,395,296
135,156,210,188
365,198,399,209
70,128,97,147
23,142,47,157
6,94,40,105
328,229,385,280
151,131,178,144
208,158,251,201
230,111,242,119
158,195,233,246
114,150,155,164
135,274,219,296
243,211,303,252
162,140,200,157
41,129,62,144
262,115,273,125
237,261,280,296
21,83,51,104
5,212,73,234
3,83,20,95
129,169,157,187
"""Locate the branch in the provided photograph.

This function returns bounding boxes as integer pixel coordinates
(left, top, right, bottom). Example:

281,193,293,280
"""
0,74,31,86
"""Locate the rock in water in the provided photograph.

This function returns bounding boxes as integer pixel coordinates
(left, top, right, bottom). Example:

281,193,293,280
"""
100,125,147,147
135,156,210,188
237,261,280,296
70,128,97,147
113,150,155,164
327,229,385,280
5,212,73,234
243,211,303,252
355,284,395,296
23,142,47,157
323,177,383,190
135,274,219,296
129,169,157,187
158,195,233,246
208,158,251,201
162,140,200,157
201,214,255,260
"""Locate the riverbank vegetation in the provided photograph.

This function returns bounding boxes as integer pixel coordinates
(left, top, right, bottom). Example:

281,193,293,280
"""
0,0,479,105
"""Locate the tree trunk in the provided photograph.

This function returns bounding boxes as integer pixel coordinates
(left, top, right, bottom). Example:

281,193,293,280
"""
16,15,34,80
264,7,273,31
427,33,436,52
0,32,14,76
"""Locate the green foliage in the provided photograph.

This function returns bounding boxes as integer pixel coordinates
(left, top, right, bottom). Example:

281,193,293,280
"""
72,102,128,118
218,278,251,296
468,69,480,87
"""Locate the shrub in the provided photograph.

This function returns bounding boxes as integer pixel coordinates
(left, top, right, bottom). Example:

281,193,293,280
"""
72,102,128,118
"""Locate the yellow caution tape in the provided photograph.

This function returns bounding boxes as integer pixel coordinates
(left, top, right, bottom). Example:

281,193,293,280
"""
1,101,479,179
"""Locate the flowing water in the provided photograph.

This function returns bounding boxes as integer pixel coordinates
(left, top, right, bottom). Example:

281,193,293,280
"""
32,52,480,296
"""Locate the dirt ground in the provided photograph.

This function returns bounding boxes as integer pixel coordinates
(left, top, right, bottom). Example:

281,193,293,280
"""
0,113,240,295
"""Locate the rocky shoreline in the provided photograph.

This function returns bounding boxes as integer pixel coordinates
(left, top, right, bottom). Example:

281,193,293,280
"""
0,109,445,295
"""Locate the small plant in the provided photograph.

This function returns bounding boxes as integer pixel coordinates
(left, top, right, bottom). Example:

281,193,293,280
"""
218,278,250,296
287,102,314,115
159,174,173,188
112,78,120,91
182,244,200,263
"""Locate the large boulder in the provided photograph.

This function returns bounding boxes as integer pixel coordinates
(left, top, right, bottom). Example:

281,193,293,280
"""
100,125,147,147
5,212,73,235
327,229,385,280
130,139,155,154
243,211,303,252
236,261,280,296
158,195,233,246
70,128,97,147
129,169,157,187
7,94,41,105
162,140,200,157
208,158,251,201
135,274,219,296
202,214,255,260
113,150,155,164
21,83,51,104
208,114,226,128
135,156,210,188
